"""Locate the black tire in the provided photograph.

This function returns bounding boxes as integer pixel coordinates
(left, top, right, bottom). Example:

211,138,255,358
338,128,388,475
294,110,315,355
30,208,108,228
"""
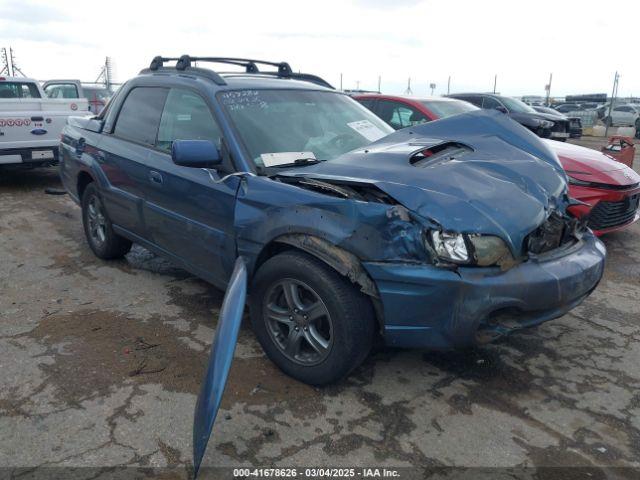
249,250,375,385
81,183,132,259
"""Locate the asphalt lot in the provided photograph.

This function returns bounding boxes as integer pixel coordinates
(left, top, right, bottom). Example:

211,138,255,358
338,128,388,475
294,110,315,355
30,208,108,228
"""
1,138,639,479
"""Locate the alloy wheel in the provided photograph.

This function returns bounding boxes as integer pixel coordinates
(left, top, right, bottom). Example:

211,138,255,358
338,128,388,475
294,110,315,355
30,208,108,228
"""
87,195,107,247
263,278,333,365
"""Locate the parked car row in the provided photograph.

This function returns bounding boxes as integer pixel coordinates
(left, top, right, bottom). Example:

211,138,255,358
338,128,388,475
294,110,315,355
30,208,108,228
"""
553,101,640,131
448,93,572,141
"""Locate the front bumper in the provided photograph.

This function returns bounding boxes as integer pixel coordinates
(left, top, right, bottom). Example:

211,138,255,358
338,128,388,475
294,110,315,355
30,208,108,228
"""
363,233,605,349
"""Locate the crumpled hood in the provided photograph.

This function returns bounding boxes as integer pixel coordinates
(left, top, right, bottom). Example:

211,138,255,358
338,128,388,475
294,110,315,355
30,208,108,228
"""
546,139,640,186
280,110,569,254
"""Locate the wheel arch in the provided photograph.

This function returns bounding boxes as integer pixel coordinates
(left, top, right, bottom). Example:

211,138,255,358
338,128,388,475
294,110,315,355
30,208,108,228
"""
251,234,384,331
76,170,95,201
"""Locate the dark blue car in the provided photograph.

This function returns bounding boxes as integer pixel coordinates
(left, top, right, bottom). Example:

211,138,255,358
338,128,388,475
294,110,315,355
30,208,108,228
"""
59,56,605,387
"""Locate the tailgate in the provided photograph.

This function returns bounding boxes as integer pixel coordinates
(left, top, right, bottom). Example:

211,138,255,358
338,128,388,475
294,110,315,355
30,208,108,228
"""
0,110,82,151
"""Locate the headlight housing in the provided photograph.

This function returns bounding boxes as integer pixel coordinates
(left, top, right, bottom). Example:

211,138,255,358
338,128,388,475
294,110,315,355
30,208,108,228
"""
428,231,515,268
430,231,470,263
538,119,554,129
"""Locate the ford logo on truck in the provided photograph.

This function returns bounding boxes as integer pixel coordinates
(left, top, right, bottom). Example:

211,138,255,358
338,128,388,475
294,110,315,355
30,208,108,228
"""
30,128,47,135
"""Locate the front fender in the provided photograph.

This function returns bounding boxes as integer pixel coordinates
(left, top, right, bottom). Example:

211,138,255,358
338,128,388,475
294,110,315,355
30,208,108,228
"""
234,176,430,278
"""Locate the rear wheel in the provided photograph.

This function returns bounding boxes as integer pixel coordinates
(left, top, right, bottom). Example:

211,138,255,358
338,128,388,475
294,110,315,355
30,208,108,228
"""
250,250,375,385
81,183,132,259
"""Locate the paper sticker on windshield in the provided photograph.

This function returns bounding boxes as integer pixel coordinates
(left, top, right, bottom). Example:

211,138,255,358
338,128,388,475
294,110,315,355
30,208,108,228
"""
347,120,387,142
260,152,316,167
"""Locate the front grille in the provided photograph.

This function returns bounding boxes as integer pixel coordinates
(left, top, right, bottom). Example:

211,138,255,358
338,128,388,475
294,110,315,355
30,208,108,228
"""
577,181,640,191
526,211,582,254
551,120,569,134
588,195,640,230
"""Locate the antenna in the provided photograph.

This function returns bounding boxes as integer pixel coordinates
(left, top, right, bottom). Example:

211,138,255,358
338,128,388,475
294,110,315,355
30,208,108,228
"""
9,47,26,77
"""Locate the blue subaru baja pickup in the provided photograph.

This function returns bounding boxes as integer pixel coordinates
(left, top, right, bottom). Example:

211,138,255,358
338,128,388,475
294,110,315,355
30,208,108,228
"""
60,56,605,389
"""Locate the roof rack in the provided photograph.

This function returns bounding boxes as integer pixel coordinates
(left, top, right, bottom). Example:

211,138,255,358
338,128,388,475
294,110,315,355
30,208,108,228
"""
142,55,334,89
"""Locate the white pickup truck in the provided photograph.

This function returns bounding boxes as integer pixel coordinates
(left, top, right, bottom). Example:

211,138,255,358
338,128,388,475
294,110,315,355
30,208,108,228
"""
42,79,114,115
0,76,89,168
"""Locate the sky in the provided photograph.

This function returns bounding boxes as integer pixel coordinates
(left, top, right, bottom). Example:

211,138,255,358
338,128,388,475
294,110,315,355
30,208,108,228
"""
0,0,638,98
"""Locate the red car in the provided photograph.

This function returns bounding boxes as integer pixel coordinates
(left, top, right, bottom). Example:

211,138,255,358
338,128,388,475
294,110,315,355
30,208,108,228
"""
355,94,640,235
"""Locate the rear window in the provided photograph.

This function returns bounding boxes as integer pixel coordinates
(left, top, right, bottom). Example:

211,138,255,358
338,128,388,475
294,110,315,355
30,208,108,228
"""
0,81,41,99
113,87,169,145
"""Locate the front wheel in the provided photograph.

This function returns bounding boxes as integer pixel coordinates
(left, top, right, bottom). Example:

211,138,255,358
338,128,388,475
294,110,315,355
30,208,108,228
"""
81,183,132,259
249,250,376,385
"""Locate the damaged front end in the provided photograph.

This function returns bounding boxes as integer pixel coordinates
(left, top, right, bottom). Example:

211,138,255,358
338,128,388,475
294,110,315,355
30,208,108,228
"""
233,110,605,349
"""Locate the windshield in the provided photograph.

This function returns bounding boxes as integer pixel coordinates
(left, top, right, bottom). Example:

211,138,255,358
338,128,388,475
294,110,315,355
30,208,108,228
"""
500,97,537,114
422,99,478,119
219,90,394,166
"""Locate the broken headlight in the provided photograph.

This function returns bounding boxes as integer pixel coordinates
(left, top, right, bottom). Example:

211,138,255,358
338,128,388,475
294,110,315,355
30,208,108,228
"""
430,231,470,263
429,231,515,267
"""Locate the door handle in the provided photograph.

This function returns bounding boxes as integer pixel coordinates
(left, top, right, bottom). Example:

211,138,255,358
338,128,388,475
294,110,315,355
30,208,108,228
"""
149,170,163,185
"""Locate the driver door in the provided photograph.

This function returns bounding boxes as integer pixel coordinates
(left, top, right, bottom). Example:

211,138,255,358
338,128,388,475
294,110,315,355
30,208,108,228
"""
140,88,240,288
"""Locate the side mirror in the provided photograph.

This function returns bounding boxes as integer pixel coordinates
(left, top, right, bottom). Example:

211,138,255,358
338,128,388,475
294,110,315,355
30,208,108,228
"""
172,140,221,168
494,106,508,114
86,118,104,133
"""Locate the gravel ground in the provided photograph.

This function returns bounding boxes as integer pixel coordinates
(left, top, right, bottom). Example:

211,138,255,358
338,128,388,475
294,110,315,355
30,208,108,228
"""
0,138,639,479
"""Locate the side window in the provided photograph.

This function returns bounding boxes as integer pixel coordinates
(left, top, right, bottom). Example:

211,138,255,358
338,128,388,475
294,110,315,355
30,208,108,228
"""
357,99,375,111
44,83,79,99
0,82,40,99
113,87,169,145
460,96,482,107
482,96,502,109
156,88,222,152
377,100,428,130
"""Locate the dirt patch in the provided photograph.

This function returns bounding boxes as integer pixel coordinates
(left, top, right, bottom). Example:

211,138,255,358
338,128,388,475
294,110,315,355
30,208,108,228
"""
25,309,211,402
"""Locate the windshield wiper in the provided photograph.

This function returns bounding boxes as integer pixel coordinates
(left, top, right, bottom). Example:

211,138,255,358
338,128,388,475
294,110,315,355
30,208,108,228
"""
270,158,325,168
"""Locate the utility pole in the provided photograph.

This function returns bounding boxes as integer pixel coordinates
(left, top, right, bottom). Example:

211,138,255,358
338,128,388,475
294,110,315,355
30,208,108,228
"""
0,48,10,76
404,77,412,95
447,76,451,95
605,71,620,138
9,47,26,77
95,56,113,90
493,74,497,94
429,83,436,96
356,80,360,90
545,73,552,106
339,73,343,91
377,75,381,93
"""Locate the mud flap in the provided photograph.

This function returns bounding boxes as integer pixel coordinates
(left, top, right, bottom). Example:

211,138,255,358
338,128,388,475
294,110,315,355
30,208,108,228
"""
193,257,247,477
